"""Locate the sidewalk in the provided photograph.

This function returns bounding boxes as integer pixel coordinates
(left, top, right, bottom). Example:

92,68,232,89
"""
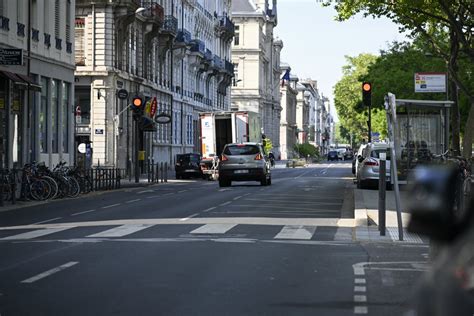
354,188,425,243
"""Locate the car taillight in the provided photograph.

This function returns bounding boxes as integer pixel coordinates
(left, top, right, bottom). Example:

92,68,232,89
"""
221,155,228,161
255,153,263,160
364,160,379,166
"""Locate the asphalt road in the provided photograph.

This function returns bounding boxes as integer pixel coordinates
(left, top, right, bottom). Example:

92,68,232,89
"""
0,162,428,315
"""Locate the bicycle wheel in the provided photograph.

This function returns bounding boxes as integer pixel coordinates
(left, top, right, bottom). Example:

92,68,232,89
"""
29,179,50,201
41,176,59,200
66,177,80,198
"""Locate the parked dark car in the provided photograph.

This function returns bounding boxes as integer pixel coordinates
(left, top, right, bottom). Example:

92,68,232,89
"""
343,150,354,161
327,151,339,161
407,165,474,315
175,153,202,179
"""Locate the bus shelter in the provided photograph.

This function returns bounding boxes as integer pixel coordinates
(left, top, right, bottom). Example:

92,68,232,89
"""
387,97,454,183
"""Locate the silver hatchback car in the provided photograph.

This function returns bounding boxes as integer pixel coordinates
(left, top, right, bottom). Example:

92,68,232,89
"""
356,143,392,189
218,143,271,187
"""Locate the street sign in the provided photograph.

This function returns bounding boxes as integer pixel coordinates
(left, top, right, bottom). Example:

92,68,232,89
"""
155,112,171,124
78,143,87,154
117,89,129,100
95,128,104,135
415,73,446,93
0,49,23,65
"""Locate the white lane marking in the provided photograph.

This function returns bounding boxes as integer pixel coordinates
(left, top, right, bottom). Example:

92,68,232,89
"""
101,203,121,209
202,207,216,213
163,193,174,196
354,286,366,292
126,199,141,203
86,224,154,238
1,227,73,240
137,190,154,194
294,169,312,179
32,217,62,225
243,193,251,197
354,295,367,302
179,213,199,222
274,225,317,240
71,209,96,216
219,201,231,206
354,306,368,314
218,188,232,192
178,190,188,193
233,196,242,201
21,262,78,284
355,278,366,284
190,223,237,234
146,195,160,199
354,267,365,276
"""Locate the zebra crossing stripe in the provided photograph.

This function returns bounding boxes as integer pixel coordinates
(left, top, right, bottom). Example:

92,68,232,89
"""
190,223,237,234
86,224,155,238
274,225,317,240
334,227,353,241
0,227,73,240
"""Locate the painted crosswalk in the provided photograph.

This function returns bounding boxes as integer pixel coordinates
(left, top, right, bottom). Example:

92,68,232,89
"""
0,223,426,243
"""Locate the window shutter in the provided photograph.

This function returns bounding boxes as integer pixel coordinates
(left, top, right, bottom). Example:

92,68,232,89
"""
75,18,85,65
55,0,60,37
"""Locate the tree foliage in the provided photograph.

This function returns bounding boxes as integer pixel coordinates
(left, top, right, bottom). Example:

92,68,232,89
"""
326,0,474,156
294,143,319,158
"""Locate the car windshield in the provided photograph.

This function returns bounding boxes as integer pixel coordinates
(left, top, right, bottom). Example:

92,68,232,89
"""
224,145,260,155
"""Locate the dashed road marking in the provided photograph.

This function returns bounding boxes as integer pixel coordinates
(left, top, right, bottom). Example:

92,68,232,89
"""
32,217,62,225
354,306,368,314
233,196,242,200
179,213,199,222
137,190,154,194
178,190,188,193
354,286,366,292
355,278,366,284
190,223,237,234
87,224,154,238
71,209,96,216
21,262,78,284
126,199,141,204
219,201,231,206
1,227,73,240
354,295,367,303
202,207,216,213
101,203,121,209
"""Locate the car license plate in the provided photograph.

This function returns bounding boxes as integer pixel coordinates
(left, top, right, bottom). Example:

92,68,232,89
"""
185,169,195,172
235,170,249,174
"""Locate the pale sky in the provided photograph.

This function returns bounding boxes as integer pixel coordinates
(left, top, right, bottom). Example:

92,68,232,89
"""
274,0,409,119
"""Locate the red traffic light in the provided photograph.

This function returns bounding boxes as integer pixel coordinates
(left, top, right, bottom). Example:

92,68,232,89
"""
362,82,372,92
132,97,143,107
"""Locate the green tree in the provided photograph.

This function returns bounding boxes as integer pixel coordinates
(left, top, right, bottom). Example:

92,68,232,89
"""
333,54,380,143
326,0,474,156
294,143,319,158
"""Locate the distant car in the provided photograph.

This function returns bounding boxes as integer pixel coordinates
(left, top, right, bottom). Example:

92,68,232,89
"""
175,153,202,179
218,143,271,187
343,150,354,161
356,143,391,189
327,151,339,161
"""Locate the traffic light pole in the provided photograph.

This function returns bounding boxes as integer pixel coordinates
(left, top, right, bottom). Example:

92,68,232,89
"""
368,103,372,143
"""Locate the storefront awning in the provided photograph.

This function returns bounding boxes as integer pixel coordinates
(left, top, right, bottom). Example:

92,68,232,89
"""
15,73,42,92
0,71,41,92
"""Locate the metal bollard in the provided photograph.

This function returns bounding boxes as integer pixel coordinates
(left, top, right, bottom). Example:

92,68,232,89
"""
164,162,168,182
11,180,16,205
378,152,387,236
0,182,4,207
160,162,164,183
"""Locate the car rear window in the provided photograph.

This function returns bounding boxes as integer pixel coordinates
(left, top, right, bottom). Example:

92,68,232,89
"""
177,155,200,163
371,149,391,160
224,145,260,155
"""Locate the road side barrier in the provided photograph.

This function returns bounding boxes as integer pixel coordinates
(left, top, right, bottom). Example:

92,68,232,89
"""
164,162,168,183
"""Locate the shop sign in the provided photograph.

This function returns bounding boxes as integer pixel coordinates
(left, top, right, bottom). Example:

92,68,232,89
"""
95,128,104,135
0,49,23,65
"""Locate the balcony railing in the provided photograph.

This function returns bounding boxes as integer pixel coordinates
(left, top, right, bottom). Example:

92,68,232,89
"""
66,42,72,53
190,39,205,54
176,29,191,43
44,33,51,48
55,37,62,50
0,16,9,31
218,16,235,35
225,60,234,74
162,15,178,34
204,49,213,62
32,28,39,41
17,22,25,37
212,55,224,69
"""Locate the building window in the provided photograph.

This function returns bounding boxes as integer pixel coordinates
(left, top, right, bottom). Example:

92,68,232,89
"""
54,0,60,38
75,18,85,65
234,25,239,46
66,0,71,42
40,77,49,153
62,82,69,153
51,79,59,153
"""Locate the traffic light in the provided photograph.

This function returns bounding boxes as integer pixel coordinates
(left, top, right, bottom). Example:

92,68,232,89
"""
131,95,144,114
362,82,372,107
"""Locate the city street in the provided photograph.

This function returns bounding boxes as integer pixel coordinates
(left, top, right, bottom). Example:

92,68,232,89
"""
0,162,428,315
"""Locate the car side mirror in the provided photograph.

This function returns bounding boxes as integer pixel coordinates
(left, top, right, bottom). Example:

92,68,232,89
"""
407,165,466,242
357,155,364,163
